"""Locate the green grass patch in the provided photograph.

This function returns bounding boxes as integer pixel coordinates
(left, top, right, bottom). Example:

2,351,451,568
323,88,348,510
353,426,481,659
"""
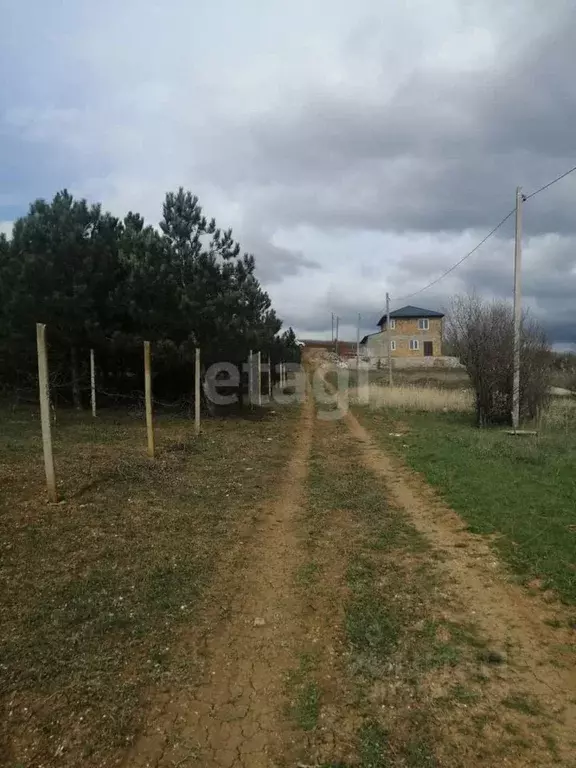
294,681,321,731
287,652,321,732
296,561,321,586
359,408,576,603
502,693,544,717
359,721,391,767
449,684,481,705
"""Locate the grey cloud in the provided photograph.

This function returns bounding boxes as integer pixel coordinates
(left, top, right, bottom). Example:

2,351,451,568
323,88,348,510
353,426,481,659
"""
5,0,575,347
282,228,576,346
244,233,320,284
206,3,576,239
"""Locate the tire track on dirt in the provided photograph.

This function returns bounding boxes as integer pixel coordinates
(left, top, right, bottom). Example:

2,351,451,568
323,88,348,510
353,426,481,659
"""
127,395,314,768
290,416,364,767
345,407,576,765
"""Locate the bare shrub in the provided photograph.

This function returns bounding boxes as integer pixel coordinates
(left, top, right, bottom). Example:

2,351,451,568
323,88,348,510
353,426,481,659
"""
446,295,551,426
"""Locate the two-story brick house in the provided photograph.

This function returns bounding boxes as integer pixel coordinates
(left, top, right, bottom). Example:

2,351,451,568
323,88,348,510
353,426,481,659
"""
360,305,444,360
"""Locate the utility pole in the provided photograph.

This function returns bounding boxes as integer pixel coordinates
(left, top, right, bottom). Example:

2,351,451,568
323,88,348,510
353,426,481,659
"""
335,316,339,357
331,312,334,346
356,312,361,371
512,186,523,430
386,292,393,387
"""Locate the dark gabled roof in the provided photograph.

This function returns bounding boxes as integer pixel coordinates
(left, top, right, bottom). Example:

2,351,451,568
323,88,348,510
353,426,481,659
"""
360,332,379,345
377,305,444,325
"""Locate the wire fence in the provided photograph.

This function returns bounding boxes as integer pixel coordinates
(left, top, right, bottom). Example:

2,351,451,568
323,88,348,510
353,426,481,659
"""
0,324,301,502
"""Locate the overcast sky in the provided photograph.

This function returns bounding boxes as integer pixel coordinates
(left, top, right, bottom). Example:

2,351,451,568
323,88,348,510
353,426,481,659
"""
2,0,576,347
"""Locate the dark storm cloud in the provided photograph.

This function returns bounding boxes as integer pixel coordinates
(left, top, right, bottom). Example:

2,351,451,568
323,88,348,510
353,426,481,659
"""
215,4,576,239
313,232,576,346
245,234,320,283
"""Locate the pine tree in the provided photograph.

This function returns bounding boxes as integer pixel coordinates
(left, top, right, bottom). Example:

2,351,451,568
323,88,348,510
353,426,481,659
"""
8,190,124,406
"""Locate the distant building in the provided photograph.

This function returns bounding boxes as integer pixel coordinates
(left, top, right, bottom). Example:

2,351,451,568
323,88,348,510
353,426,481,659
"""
360,305,444,360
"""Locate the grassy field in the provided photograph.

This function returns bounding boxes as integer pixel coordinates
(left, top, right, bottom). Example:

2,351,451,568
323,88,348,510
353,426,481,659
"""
357,398,576,604
0,404,300,767
346,366,471,391
358,384,472,412
342,363,575,393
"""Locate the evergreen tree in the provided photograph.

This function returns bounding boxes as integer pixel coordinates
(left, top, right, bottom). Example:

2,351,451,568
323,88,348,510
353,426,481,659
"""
7,190,124,405
0,186,295,407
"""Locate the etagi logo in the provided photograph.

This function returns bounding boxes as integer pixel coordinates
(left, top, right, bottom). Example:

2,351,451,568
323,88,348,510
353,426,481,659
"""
202,362,371,421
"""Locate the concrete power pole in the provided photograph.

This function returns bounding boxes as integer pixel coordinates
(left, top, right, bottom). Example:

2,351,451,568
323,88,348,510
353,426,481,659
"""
335,316,339,357
331,312,334,349
386,292,393,387
356,312,361,371
512,186,523,430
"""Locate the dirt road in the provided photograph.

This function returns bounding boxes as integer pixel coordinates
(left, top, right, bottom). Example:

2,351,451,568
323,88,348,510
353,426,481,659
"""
127,382,576,767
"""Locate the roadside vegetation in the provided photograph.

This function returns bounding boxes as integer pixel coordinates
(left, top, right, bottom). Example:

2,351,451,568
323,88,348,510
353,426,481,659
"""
344,366,471,391
0,404,300,767
357,396,576,604
293,413,562,766
359,383,472,412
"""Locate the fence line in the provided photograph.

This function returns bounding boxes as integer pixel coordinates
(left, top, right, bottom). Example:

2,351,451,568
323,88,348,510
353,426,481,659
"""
19,325,297,499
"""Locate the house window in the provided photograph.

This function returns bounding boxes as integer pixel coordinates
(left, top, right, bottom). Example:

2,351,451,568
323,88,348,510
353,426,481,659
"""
418,318,430,330
390,319,396,329
409,339,419,351
390,340,396,351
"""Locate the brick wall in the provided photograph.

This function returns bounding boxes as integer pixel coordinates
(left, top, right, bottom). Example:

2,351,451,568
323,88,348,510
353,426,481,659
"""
364,317,443,358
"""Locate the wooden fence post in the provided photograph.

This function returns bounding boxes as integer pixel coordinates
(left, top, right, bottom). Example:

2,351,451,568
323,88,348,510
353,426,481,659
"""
90,348,97,418
248,349,253,406
144,341,155,458
268,355,272,399
36,323,57,502
257,351,262,406
195,347,201,436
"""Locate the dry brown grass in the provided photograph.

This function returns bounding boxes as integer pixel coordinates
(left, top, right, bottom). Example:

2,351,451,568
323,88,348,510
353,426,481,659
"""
357,384,474,413
540,395,576,431
0,405,300,768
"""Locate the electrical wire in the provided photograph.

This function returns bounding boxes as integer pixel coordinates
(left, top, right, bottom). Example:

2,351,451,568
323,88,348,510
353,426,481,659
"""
524,163,576,200
389,161,576,307
392,208,515,304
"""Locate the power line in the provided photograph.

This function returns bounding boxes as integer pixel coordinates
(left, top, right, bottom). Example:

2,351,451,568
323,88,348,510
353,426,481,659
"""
393,208,515,304
391,162,576,306
524,163,576,200
386,161,576,309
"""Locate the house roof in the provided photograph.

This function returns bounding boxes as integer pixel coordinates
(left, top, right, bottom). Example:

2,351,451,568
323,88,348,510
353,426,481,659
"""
377,304,444,325
360,332,379,344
